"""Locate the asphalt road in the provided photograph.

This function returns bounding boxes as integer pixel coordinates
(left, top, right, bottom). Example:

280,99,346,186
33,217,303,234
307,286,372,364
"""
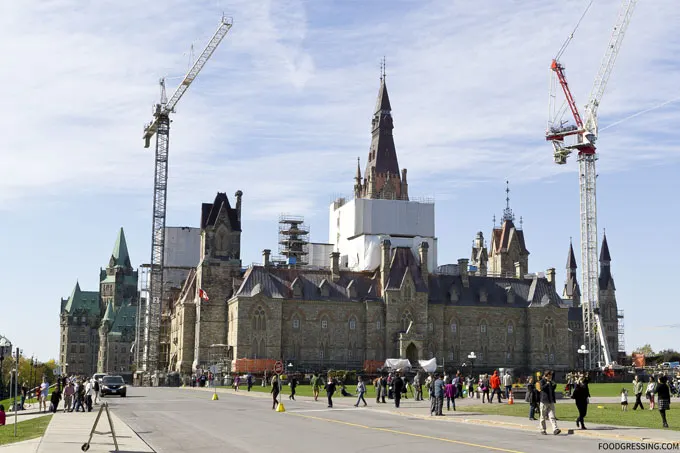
104,387,610,453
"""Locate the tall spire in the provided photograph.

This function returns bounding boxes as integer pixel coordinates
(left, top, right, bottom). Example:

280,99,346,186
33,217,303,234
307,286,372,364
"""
111,227,131,268
501,180,515,222
566,239,577,270
600,232,611,263
355,156,361,181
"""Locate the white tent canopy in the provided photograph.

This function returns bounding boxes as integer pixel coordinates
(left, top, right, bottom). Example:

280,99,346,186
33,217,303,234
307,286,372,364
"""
383,358,412,371
418,358,437,373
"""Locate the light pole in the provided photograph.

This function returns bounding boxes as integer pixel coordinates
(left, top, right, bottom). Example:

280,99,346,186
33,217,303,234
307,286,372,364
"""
577,345,589,371
468,352,477,379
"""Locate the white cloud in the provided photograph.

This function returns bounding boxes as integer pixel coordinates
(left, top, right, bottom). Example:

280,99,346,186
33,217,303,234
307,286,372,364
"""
1,0,678,218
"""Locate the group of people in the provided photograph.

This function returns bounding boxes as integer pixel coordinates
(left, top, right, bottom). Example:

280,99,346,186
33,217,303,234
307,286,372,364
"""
48,375,102,413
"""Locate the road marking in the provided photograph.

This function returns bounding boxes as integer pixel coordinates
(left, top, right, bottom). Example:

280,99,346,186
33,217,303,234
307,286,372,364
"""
286,412,526,453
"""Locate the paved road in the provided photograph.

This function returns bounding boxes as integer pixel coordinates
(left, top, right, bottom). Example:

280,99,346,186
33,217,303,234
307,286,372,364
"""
102,387,616,453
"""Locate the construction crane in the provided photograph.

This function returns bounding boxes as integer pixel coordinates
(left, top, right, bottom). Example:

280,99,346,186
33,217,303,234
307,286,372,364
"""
545,0,637,370
141,15,233,379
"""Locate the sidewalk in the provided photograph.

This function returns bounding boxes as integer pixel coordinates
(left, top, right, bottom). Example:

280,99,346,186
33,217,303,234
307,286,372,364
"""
186,386,680,444
0,408,53,426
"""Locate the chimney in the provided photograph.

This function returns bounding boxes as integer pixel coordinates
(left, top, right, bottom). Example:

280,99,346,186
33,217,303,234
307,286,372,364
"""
458,258,469,288
546,268,556,290
235,190,243,222
263,249,271,267
330,252,340,282
401,168,408,200
380,239,392,293
515,262,522,279
418,241,429,286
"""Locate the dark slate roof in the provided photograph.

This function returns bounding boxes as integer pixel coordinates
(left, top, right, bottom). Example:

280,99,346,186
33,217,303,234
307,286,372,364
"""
110,304,138,334
200,192,240,231
564,270,580,299
428,273,562,307
567,242,577,269
63,282,100,316
235,266,379,301
374,77,392,113
365,78,400,178
600,234,611,262
386,247,428,292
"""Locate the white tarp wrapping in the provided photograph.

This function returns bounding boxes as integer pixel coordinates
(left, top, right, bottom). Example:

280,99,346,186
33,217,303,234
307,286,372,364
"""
383,358,412,371
418,358,437,372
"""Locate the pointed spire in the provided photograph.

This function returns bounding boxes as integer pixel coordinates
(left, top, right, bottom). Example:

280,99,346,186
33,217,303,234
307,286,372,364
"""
501,180,515,222
111,227,131,268
566,239,577,270
374,74,392,114
600,232,611,263
103,300,115,322
355,156,362,181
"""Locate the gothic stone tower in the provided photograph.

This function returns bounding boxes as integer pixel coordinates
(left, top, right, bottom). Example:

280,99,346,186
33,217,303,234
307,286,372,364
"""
488,183,529,277
98,301,114,372
192,191,243,370
598,234,620,361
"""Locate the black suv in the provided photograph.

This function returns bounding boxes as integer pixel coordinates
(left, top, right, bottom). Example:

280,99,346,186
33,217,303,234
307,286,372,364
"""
101,375,127,397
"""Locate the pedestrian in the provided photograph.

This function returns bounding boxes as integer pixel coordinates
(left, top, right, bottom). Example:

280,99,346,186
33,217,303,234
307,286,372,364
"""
503,371,513,399
49,388,62,413
414,372,423,401
85,379,93,412
379,375,387,403
538,370,561,435
654,375,671,428
572,373,590,429
393,372,404,408
311,373,320,401
270,375,280,410
246,373,253,392
480,375,490,403
620,388,629,411
20,382,27,410
526,376,539,420
646,376,656,410
490,370,502,403
233,375,240,391
433,374,445,416
445,380,456,411
289,375,297,400
0,404,5,426
39,377,49,413
354,376,367,407
325,377,336,408
63,382,74,413
93,378,100,405
632,375,645,410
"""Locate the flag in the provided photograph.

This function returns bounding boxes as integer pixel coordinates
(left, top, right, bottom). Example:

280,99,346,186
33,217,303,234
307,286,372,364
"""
199,288,209,301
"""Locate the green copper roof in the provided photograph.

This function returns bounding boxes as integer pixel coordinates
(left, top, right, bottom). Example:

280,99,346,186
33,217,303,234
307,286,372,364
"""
63,282,100,316
111,227,131,268
102,300,115,322
110,304,138,335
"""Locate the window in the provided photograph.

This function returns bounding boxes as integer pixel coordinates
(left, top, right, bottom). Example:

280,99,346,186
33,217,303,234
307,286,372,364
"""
549,353,555,364
403,285,412,302
321,319,328,329
349,319,356,330
81,316,86,322
319,349,325,359
450,322,457,334
507,324,514,334
428,322,433,332
401,310,413,332
448,351,454,360
252,307,266,331
348,349,354,360
480,322,487,333
543,317,555,339
292,318,300,329
376,320,381,330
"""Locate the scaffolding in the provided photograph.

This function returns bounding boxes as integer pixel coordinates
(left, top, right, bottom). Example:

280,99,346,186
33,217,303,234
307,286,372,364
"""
617,309,626,356
136,264,150,369
278,214,309,266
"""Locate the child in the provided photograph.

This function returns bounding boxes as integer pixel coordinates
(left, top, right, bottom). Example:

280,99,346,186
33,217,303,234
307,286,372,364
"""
0,404,5,426
621,388,629,411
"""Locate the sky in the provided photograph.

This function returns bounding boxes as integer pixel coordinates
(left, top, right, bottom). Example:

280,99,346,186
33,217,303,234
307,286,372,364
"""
1,0,679,362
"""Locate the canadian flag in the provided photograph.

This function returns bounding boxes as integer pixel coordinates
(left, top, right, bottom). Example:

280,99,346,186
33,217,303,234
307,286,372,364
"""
198,288,209,301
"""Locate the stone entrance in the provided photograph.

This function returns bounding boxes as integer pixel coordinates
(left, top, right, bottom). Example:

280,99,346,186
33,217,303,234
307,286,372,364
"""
406,343,418,365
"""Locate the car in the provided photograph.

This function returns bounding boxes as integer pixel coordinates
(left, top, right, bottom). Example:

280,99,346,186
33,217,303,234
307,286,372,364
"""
100,375,127,397
92,373,107,383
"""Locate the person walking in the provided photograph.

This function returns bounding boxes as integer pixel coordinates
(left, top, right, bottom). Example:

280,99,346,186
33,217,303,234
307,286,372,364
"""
354,376,367,407
85,379,93,412
413,373,422,401
63,382,74,413
311,373,321,401
654,375,671,428
490,370,502,403
480,375,490,403
646,376,656,410
325,377,336,408
92,378,100,405
527,376,539,420
270,375,280,410
39,378,49,413
632,375,645,410
538,370,561,435
393,372,404,408
433,374,445,416
444,380,456,411
572,374,590,429
246,373,253,392
620,388,629,411
503,371,513,399
288,375,297,400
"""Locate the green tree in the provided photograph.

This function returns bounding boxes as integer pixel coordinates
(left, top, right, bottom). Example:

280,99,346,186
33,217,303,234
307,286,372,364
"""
633,344,654,356
658,349,680,363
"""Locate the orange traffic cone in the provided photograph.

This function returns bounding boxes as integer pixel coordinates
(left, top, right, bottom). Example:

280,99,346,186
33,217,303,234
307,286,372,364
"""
508,391,514,405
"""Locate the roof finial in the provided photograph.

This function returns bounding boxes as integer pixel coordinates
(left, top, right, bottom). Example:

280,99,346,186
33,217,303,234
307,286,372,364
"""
493,214,497,228
380,56,386,81
502,180,515,222
519,216,523,229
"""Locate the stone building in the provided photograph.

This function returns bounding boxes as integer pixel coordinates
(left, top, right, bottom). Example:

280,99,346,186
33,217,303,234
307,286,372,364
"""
165,74,618,376
59,228,138,376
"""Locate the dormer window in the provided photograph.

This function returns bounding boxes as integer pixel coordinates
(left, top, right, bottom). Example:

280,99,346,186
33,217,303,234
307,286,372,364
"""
449,287,459,303
506,286,515,304
292,278,303,299
479,289,488,303
347,280,358,299
319,279,330,298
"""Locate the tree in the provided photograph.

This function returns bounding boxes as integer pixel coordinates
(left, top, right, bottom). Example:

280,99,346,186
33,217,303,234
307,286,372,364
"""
657,349,680,363
633,344,654,356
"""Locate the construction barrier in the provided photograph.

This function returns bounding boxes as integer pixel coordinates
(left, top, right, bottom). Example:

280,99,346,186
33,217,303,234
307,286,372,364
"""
363,360,384,374
233,359,277,374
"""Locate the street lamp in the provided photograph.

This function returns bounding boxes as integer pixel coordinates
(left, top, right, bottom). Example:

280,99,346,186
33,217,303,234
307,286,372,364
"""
577,344,589,371
468,352,477,378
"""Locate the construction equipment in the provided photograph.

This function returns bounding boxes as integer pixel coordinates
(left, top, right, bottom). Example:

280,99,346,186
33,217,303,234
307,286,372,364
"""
141,15,233,379
545,0,637,370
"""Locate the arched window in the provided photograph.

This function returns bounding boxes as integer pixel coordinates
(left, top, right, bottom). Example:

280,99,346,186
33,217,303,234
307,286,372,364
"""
450,321,457,334
321,315,329,330
252,306,266,331
401,310,413,332
507,323,514,334
403,285,412,302
543,317,555,340
480,320,488,334
544,345,549,363
349,318,356,330
292,315,300,330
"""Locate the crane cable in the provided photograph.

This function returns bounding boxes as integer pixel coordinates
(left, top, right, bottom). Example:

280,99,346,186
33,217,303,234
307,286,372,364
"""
555,0,594,61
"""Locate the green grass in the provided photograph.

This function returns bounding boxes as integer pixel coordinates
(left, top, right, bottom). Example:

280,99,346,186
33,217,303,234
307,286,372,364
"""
217,383,382,399
0,415,52,445
465,403,678,431
559,383,637,398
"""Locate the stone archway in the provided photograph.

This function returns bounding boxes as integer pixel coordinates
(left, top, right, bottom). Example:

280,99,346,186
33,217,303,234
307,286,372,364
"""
406,343,419,366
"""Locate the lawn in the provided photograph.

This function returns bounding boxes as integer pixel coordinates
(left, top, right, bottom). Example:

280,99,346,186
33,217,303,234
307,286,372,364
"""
464,403,678,431
218,383,382,399
560,383,637,398
0,415,52,445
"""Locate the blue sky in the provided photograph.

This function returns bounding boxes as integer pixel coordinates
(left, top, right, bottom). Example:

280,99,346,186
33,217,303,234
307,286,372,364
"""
1,0,679,362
